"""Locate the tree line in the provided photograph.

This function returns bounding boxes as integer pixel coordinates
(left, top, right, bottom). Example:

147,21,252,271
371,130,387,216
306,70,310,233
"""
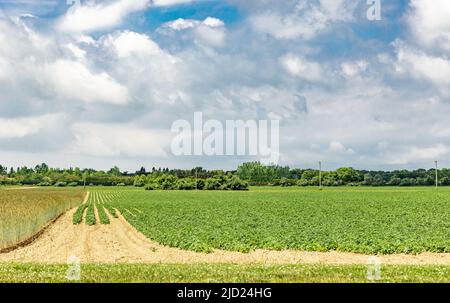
0,164,248,190
0,162,448,188
236,162,447,187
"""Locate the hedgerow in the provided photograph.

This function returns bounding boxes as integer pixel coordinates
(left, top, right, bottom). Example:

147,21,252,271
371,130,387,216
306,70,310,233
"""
143,174,248,191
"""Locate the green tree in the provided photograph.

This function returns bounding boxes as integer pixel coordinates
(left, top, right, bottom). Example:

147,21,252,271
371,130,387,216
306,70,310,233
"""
108,166,121,176
336,167,361,184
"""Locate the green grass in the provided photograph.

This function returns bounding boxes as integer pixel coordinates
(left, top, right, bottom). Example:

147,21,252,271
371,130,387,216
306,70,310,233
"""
101,187,450,254
0,263,448,283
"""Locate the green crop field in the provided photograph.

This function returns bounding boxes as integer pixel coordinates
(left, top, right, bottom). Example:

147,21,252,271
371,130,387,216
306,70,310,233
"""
0,188,85,250
94,187,450,254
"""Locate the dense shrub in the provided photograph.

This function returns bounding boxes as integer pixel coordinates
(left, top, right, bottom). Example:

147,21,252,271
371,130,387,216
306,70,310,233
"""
0,177,18,185
37,182,52,187
144,175,249,191
223,176,249,191
144,183,156,190
176,178,197,190
134,176,146,187
195,179,205,190
156,175,178,190
280,178,296,187
297,179,309,187
205,178,221,190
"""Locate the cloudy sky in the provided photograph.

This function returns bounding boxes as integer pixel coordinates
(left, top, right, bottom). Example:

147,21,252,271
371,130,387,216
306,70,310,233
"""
0,0,449,171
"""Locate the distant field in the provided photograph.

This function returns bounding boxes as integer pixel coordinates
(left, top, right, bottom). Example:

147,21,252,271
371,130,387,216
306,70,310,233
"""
97,187,450,254
0,188,85,250
0,263,449,283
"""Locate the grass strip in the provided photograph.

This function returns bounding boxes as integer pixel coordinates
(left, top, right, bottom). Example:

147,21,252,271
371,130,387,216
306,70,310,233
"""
0,263,449,283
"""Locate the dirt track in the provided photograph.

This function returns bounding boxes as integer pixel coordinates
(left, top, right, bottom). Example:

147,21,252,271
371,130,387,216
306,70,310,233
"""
1,192,450,265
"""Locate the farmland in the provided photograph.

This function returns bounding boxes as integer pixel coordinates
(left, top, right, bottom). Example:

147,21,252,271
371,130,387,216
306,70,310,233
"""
0,186,449,283
96,187,450,254
0,188,85,251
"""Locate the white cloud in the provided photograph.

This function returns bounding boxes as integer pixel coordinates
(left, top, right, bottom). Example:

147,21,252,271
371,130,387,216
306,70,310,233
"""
250,0,357,40
341,61,368,78
160,17,226,47
280,54,322,81
45,60,129,104
395,42,450,90
163,17,224,31
64,43,87,60
103,30,163,58
408,0,450,50
388,145,450,165
57,0,195,33
58,0,150,33
195,24,225,47
100,30,186,105
0,57,11,81
72,122,170,158
0,114,63,139
202,17,225,28
329,141,355,155
318,0,354,20
162,18,198,30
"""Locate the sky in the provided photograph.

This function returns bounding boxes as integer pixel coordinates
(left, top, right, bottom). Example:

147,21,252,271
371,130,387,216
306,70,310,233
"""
0,0,450,171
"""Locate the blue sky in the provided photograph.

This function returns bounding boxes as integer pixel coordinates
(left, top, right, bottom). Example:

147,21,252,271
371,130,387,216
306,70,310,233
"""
0,0,450,171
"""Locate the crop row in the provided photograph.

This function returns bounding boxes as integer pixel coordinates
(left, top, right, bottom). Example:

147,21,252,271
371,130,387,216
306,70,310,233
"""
104,188,450,254
72,204,88,225
97,202,110,224
85,200,96,226
72,191,121,225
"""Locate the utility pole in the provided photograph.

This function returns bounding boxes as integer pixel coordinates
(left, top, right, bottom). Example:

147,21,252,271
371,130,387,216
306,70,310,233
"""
435,160,439,189
195,169,198,191
318,161,322,190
